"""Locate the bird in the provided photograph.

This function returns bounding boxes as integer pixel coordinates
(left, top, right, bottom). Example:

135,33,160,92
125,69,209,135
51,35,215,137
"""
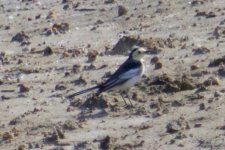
67,46,148,106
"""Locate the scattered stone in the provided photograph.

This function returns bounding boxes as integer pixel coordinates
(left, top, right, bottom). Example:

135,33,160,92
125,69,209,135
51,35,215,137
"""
212,26,225,39
104,0,115,4
18,144,26,150
203,77,219,86
171,100,185,107
194,123,202,128
41,28,52,36
154,62,162,70
63,120,77,130
62,0,70,3
110,35,184,55
18,84,30,93
216,125,225,130
139,121,153,130
46,11,55,20
1,95,10,100
71,76,87,85
189,0,204,6
74,141,88,150
2,132,13,141
66,106,75,112
110,36,141,55
118,5,128,16
72,64,81,73
17,59,23,64
87,50,98,62
5,25,10,30
43,46,53,56
166,118,190,133
83,94,108,110
208,55,225,67
192,47,210,55
138,74,197,94
199,103,205,110
83,63,96,70
55,84,66,91
99,136,111,150
218,67,225,77
190,65,200,70
195,11,216,18
151,56,159,64
214,91,222,97
9,117,22,125
52,22,69,34
64,72,71,77
35,14,41,19
45,128,65,144
11,31,29,43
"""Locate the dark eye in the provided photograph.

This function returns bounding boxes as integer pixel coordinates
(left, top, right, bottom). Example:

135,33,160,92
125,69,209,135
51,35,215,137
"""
138,51,141,54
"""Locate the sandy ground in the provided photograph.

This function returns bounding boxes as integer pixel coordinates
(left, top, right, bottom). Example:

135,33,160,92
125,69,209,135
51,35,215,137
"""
1,0,225,149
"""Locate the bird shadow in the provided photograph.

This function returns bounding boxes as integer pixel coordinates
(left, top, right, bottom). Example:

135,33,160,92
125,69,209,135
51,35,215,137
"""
76,109,108,121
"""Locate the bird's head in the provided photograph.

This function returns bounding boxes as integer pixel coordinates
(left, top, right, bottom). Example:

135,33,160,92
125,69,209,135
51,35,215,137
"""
129,46,147,61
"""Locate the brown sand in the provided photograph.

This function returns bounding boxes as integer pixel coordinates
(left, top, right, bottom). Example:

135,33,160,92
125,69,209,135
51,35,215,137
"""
1,0,225,149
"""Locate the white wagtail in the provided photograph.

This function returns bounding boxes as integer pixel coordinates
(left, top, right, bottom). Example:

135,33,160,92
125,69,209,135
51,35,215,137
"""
67,46,147,106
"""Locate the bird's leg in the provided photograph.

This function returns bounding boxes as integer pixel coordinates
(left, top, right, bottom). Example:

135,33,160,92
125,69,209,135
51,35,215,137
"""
121,91,134,107
126,95,134,107
120,93,128,106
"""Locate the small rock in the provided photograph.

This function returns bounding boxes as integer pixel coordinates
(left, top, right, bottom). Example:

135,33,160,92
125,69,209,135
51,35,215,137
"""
18,144,26,150
190,0,204,6
17,59,23,64
11,31,29,43
104,0,115,4
55,84,66,91
18,84,30,93
118,5,128,16
214,91,222,97
150,56,159,64
66,106,75,112
171,100,184,107
43,46,53,56
195,11,216,18
87,50,98,62
72,64,81,73
190,65,200,70
46,11,55,19
199,103,205,110
83,94,108,109
194,123,202,128
110,36,141,55
180,78,196,90
218,67,225,77
208,55,225,67
192,47,210,55
63,120,77,130
100,136,111,150
35,14,41,19
203,77,219,86
155,62,162,70
2,132,13,141
166,118,190,133
72,76,87,85
64,72,71,77
52,22,69,34
9,117,22,125
1,95,10,100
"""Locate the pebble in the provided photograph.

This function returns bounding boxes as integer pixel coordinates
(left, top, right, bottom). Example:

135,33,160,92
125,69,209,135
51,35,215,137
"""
118,5,128,16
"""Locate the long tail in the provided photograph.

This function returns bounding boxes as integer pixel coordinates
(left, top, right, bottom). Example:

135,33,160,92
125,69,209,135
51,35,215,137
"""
67,85,100,98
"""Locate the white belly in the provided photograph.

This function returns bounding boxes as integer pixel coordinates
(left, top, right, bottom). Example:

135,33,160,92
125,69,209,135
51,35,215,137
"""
117,74,142,90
